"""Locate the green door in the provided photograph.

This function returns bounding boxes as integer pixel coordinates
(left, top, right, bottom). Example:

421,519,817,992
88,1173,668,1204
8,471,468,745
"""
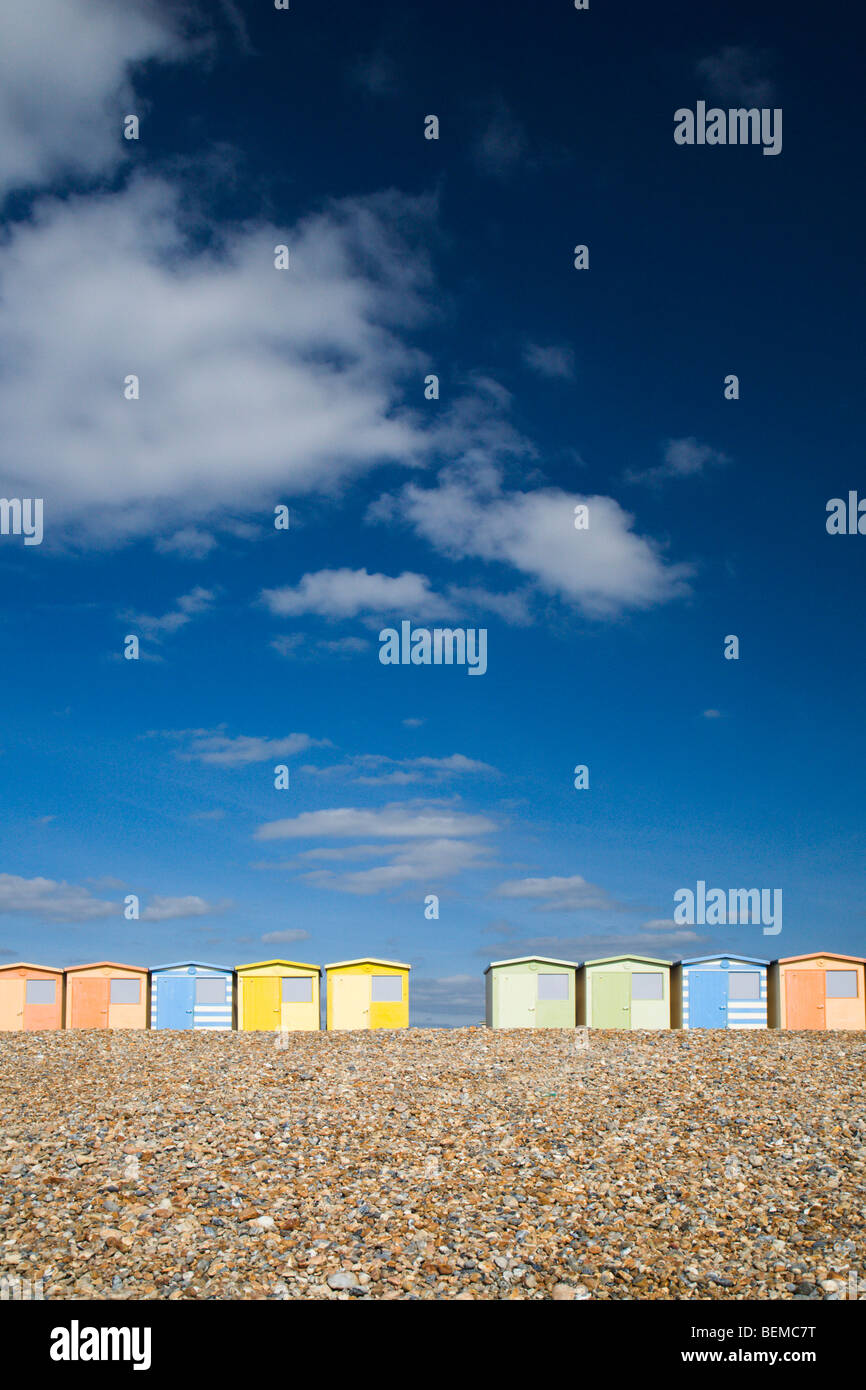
593,971,630,1027
500,972,536,1027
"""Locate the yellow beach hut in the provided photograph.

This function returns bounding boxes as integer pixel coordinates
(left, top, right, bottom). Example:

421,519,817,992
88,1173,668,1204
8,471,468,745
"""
236,960,321,1031
325,958,410,1030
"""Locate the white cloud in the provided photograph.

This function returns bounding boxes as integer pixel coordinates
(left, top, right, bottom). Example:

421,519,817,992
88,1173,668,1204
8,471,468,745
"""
351,49,398,96
301,838,494,895
0,0,195,197
702,709,723,719
255,804,496,841
270,634,306,657
261,568,458,621
696,46,775,105
176,729,328,767
523,343,576,380
0,178,438,543
155,527,218,559
305,752,498,786
494,874,621,912
261,929,311,944
0,873,118,921
626,437,729,486
372,466,691,618
472,103,529,178
127,586,217,639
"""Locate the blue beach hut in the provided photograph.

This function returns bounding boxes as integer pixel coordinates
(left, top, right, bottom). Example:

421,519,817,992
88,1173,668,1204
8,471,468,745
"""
150,961,234,1031
672,955,769,1029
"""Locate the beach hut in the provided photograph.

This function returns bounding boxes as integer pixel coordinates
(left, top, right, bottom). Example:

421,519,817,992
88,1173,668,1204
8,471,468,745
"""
326,959,410,1030
150,962,234,1031
672,955,769,1029
0,963,64,1031
236,960,321,1031
484,957,577,1028
769,953,866,1030
63,962,148,1030
581,955,671,1029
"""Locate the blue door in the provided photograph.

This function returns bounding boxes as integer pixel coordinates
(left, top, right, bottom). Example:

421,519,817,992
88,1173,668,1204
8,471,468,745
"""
688,970,729,1028
156,975,195,1029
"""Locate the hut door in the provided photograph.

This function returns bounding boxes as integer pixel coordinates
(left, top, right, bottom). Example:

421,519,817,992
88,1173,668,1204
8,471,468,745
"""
593,972,630,1027
501,973,536,1026
158,976,195,1029
332,975,370,1028
245,977,280,1029
786,970,825,1029
0,978,24,1030
70,978,109,1028
688,970,728,1028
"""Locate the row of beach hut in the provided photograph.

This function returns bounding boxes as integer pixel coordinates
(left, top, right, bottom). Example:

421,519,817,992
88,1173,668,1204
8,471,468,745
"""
1,951,864,1033
0,958,409,1032
485,953,866,1030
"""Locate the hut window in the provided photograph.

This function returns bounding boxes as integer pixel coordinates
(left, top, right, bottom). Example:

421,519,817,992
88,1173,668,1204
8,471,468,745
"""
631,972,663,1000
371,975,402,1002
826,970,858,998
282,976,313,1004
196,978,226,1005
728,972,761,1000
537,973,569,1000
25,979,55,1005
110,979,140,1004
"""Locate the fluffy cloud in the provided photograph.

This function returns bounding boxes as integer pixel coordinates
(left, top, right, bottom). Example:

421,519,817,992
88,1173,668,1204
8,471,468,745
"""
300,838,494,895
472,102,529,178
523,343,576,380
493,875,622,912
696,46,775,105
155,528,218,560
0,0,194,196
0,874,220,923
170,729,328,766
261,929,311,944
255,804,496,841
626,437,729,486
126,587,217,639
0,873,119,921
262,569,457,621
372,468,691,618
303,752,498,786
0,177,437,543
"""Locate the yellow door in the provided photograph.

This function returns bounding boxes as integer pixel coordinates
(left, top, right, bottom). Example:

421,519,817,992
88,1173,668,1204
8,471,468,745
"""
332,974,370,1029
243,976,280,1029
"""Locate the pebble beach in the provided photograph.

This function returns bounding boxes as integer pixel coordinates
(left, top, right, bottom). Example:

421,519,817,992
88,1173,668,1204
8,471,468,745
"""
2,1028,865,1301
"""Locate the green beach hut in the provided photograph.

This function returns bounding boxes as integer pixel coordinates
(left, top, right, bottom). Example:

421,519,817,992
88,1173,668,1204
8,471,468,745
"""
484,956,578,1028
581,955,671,1029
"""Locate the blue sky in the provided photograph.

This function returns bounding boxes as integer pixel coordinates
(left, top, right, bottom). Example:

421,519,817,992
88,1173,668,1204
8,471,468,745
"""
1,0,863,1024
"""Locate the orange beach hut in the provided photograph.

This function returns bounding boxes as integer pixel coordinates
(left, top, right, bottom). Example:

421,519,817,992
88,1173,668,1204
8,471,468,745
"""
0,963,64,1030
769,953,866,1030
63,962,149,1030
